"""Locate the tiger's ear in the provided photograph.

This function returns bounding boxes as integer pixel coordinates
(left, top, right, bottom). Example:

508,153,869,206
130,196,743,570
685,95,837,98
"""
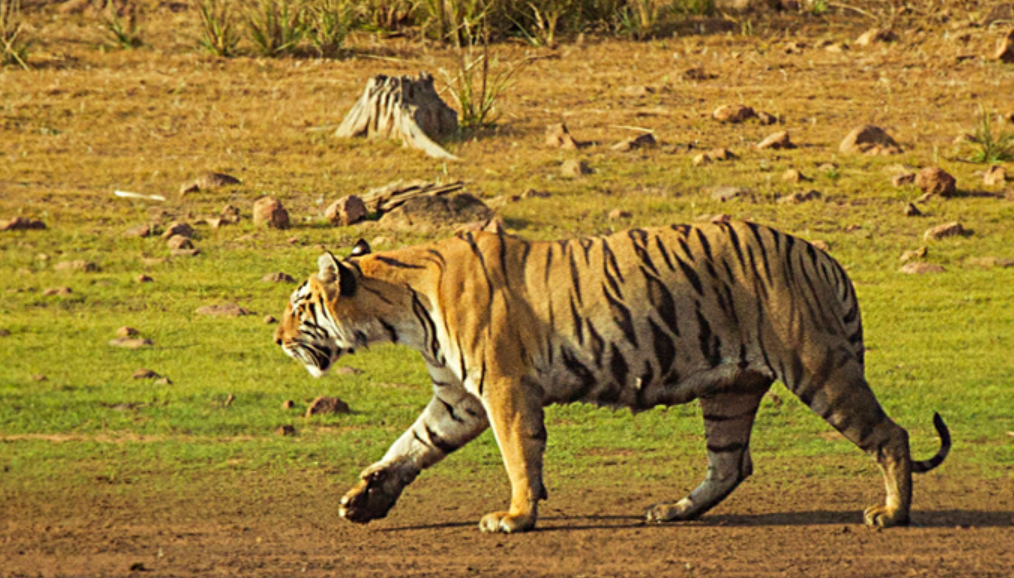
318,252,358,297
350,239,371,257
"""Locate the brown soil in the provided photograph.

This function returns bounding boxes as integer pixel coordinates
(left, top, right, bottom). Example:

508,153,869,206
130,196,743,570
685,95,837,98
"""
3,474,1012,577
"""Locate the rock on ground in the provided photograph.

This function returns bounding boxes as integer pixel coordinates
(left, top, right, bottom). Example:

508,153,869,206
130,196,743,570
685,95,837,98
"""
840,125,902,155
545,123,583,150
220,205,241,224
1,217,46,231
253,197,290,229
166,235,193,250
262,272,295,283
54,260,98,273
757,131,795,149
611,133,656,152
325,196,368,226
915,167,957,198
305,396,351,417
995,29,1014,63
378,194,493,234
855,28,898,47
984,165,1008,186
179,172,241,196
923,222,965,241
713,105,756,123
561,159,592,177
777,190,821,204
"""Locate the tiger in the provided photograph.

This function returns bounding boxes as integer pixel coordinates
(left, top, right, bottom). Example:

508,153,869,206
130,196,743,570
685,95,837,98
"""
273,220,950,534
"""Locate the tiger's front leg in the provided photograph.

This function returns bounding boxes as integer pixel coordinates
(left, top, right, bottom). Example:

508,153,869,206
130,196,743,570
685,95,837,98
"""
339,382,488,524
478,378,548,534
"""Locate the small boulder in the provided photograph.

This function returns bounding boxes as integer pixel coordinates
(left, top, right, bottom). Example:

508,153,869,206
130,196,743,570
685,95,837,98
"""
282,400,295,409
253,197,290,229
840,125,901,155
42,287,73,296
116,327,140,338
220,205,241,224
608,208,632,220
903,203,923,217
713,105,756,123
132,368,160,379
900,247,928,263
0,217,46,231
123,224,152,238
811,240,830,252
855,28,898,47
915,167,957,198
756,111,778,125
136,274,153,283
923,222,965,241
995,29,1014,63
180,172,241,196
984,165,1008,186
709,148,737,161
262,272,295,283
892,171,916,187
305,396,351,417
692,153,712,166
162,222,194,239
545,123,583,150
777,190,822,204
109,337,153,349
900,262,944,275
166,235,193,250
264,315,277,324
206,218,223,229
757,131,795,150
561,159,592,177
707,185,753,202
275,424,297,436
325,196,368,226
611,133,657,152
782,169,808,183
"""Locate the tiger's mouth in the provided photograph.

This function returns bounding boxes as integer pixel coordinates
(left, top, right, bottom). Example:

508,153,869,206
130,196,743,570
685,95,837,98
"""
282,341,356,378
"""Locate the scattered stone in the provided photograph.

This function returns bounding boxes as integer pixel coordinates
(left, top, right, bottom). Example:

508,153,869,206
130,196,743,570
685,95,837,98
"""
777,190,822,204
708,148,736,161
545,123,583,150
275,424,297,436
995,29,1014,63
712,104,756,123
561,159,592,177
262,272,295,283
608,208,632,220
123,224,152,238
109,337,153,349
757,131,795,150
179,172,242,196
325,195,368,226
782,169,808,183
817,162,838,172
286,236,299,245
171,248,201,258
132,368,160,379
305,396,351,417
31,374,47,381
811,240,830,252
984,165,1008,186
840,125,902,155
161,222,194,239
521,188,550,199
692,153,712,166
196,304,251,317
282,400,295,409
332,366,363,376
756,111,778,125
855,28,898,47
915,167,957,198
844,224,862,233
900,247,928,263
42,287,73,296
707,185,753,202
253,197,290,229
611,133,657,152
683,67,715,81
623,85,654,97
116,327,140,338
225,393,235,407
206,218,223,229
967,256,1014,268
892,171,916,187
54,260,98,273
166,235,193,250
155,377,173,385
924,222,966,241
220,205,241,224
379,194,493,234
900,262,944,275
903,203,923,217
0,217,46,231
264,315,277,324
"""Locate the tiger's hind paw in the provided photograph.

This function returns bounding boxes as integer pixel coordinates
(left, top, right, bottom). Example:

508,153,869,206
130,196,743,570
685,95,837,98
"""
863,504,910,528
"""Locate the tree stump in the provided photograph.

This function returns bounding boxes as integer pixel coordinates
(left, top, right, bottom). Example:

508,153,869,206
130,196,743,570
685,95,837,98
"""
336,73,459,160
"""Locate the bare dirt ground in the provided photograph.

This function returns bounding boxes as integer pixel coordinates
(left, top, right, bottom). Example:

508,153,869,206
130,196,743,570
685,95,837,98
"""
3,473,1012,577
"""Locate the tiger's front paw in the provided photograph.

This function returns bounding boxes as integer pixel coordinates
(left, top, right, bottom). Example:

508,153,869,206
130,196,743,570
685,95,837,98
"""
863,504,910,528
645,499,695,523
478,510,537,534
338,466,409,524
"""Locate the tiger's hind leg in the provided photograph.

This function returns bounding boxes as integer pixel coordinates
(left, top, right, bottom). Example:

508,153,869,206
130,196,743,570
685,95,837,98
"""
788,362,914,527
647,381,771,523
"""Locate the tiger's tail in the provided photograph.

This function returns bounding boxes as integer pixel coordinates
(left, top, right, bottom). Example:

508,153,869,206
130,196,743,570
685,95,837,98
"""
913,412,951,474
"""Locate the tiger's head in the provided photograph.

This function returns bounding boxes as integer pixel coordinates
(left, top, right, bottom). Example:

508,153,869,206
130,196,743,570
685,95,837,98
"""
274,240,372,377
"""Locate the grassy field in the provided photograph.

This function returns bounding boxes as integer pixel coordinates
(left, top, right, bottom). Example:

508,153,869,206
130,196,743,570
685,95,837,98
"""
2,2,1014,561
